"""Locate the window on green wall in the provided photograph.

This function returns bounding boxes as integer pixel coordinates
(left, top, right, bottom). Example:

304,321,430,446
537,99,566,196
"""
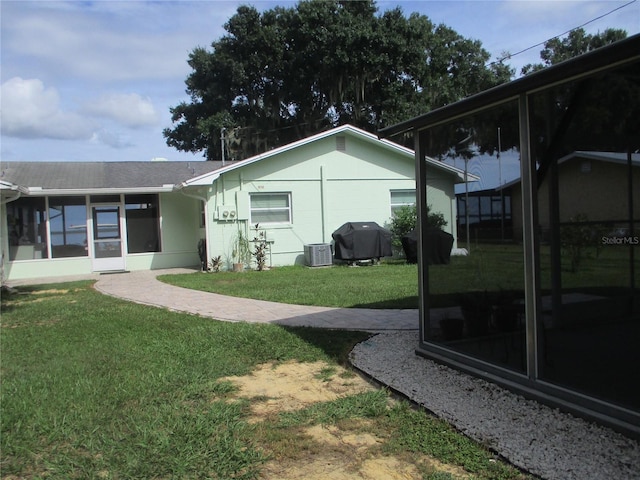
390,190,416,215
250,193,291,224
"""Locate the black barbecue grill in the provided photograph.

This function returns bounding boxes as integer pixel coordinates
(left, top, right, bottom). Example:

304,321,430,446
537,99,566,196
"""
332,222,392,262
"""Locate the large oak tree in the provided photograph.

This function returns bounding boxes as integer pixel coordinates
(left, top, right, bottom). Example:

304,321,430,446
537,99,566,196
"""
164,0,512,161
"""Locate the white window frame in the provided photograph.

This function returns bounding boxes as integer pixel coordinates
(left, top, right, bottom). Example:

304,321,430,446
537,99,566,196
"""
249,192,292,225
390,190,416,216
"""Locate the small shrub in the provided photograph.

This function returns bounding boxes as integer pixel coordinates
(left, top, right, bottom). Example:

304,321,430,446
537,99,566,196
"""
209,256,223,272
233,229,252,267
251,224,269,271
388,205,448,250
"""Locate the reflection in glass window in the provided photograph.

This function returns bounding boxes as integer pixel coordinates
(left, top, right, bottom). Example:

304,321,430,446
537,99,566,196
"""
125,194,160,253
423,98,526,374
250,193,291,224
530,65,640,411
6,197,48,260
49,196,88,258
456,192,511,240
419,59,639,415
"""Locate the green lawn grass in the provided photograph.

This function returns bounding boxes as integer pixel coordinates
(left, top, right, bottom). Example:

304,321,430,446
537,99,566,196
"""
161,262,421,309
1,282,530,479
161,242,637,309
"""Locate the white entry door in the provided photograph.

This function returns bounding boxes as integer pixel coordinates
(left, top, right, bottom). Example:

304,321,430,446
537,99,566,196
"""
91,205,125,272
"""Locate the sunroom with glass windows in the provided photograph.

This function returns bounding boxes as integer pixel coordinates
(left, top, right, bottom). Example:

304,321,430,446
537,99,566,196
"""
379,34,640,437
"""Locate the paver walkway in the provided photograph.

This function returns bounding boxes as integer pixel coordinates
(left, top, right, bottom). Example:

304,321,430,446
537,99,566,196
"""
93,268,419,331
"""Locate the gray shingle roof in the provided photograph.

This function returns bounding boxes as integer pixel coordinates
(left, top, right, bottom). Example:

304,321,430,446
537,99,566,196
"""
0,161,223,190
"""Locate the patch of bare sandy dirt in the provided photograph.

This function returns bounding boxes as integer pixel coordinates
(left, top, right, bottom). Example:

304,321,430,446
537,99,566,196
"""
1,288,76,310
221,360,471,480
1,289,75,328
221,361,374,422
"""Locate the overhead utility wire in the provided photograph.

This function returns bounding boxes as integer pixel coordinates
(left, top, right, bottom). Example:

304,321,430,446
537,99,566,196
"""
488,0,637,66
224,0,636,141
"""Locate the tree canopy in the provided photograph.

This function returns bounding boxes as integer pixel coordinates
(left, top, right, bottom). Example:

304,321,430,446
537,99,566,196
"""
164,0,512,161
425,28,631,163
521,27,627,75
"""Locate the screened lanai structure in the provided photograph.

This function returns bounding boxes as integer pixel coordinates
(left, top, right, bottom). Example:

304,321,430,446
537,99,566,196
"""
379,34,640,437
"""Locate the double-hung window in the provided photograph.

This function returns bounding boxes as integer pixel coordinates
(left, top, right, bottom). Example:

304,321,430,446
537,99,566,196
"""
390,190,416,215
250,193,291,224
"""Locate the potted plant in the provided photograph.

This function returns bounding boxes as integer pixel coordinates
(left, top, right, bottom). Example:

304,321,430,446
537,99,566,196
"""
232,229,251,272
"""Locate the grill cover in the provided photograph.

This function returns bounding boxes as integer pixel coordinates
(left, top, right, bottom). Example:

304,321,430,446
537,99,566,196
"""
401,228,454,265
332,222,392,261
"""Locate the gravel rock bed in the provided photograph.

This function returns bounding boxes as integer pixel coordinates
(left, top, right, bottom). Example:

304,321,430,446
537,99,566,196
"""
349,331,640,480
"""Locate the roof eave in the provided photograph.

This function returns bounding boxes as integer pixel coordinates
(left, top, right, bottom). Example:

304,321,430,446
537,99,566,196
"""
22,186,177,196
178,172,221,188
456,172,480,183
181,125,366,187
180,124,469,185
0,180,28,194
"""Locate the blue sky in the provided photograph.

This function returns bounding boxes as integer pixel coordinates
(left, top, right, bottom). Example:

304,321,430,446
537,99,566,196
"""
2,0,639,171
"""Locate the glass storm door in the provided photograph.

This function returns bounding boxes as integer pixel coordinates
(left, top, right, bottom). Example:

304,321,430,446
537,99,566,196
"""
91,205,125,272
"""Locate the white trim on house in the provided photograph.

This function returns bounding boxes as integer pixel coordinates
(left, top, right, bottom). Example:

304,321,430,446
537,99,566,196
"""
11,187,177,197
178,124,477,188
0,181,25,205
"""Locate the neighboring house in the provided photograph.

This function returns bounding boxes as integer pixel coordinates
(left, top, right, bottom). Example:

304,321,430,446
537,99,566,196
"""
453,151,640,242
1,125,471,281
506,151,640,241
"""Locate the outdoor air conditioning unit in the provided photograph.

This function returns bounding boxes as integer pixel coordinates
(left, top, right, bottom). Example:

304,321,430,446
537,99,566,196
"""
217,205,237,220
304,243,333,267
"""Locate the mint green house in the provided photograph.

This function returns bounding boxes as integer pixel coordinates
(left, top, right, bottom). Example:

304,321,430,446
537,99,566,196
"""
1,125,469,281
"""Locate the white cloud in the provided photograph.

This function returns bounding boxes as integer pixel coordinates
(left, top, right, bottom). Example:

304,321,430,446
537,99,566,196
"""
0,78,149,149
1,1,239,83
84,93,160,128
0,77,95,140
90,129,134,149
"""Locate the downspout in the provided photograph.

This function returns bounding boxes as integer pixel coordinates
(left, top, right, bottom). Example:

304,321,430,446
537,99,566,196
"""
320,165,327,242
0,191,22,205
180,187,211,269
237,172,247,243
